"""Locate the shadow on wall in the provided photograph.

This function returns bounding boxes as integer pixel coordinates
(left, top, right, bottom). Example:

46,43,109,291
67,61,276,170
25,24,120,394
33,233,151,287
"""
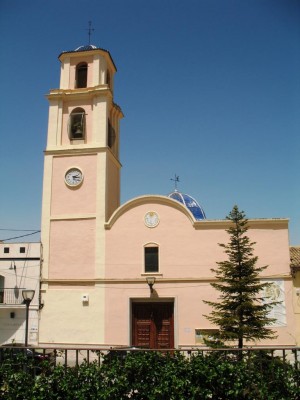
0,308,26,345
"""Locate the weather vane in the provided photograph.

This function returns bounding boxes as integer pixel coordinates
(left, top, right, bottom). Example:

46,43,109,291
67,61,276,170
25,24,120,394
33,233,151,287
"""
170,174,180,190
87,21,95,45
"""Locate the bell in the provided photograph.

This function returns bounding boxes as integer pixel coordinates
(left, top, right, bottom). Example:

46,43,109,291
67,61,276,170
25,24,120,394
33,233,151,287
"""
74,123,82,134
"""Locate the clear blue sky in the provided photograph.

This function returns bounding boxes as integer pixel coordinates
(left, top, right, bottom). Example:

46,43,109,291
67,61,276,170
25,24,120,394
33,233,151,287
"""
0,0,299,245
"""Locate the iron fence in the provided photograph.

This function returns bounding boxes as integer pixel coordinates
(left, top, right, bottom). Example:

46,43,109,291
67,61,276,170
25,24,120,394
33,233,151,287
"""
1,345,299,370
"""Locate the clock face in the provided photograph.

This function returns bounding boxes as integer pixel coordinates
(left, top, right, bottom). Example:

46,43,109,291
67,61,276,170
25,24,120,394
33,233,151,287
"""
65,168,83,187
144,211,159,228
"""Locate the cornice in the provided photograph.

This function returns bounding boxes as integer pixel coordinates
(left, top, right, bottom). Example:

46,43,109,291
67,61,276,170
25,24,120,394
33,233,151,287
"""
112,102,124,118
58,48,117,72
50,214,96,221
105,195,195,229
42,274,292,286
113,102,123,117
194,218,289,230
105,194,289,231
47,85,113,101
42,278,217,285
44,145,119,162
45,147,104,156
44,147,122,169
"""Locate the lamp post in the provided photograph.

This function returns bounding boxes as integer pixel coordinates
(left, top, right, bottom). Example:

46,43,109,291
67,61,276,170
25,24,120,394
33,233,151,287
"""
146,276,156,293
22,289,35,347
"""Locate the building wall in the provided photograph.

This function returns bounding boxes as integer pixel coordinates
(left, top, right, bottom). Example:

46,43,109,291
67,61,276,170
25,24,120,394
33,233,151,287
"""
38,46,298,348
106,154,120,220
39,47,122,345
104,198,296,347
292,272,300,345
38,285,104,345
0,242,40,345
51,155,98,216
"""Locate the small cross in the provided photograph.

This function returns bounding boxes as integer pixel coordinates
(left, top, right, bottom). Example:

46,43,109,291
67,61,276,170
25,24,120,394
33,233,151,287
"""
170,174,180,190
87,21,95,45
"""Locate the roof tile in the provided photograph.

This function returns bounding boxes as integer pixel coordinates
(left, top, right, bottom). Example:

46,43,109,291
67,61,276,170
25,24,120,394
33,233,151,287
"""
290,246,300,267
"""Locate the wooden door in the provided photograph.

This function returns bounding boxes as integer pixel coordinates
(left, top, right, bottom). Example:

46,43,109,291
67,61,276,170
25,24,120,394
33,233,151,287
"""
132,302,174,349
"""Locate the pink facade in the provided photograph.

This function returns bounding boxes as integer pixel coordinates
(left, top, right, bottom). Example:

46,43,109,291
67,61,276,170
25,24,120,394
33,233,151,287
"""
51,155,98,216
39,44,298,348
104,197,295,347
48,154,98,280
49,219,96,280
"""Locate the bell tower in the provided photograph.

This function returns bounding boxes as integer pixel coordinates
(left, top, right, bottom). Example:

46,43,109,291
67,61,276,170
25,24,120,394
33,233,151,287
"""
39,45,123,345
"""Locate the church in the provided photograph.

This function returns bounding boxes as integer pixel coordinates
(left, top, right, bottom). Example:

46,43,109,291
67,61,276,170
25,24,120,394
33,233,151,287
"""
38,44,298,348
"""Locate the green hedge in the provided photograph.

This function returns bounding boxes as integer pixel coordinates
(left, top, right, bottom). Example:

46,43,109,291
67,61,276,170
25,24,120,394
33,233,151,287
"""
1,351,299,399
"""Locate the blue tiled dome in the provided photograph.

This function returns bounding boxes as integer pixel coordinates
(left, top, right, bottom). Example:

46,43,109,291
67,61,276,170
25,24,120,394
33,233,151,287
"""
168,190,206,220
74,44,98,52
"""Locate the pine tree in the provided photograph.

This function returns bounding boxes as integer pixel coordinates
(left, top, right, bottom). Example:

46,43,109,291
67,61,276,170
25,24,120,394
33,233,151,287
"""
204,205,277,348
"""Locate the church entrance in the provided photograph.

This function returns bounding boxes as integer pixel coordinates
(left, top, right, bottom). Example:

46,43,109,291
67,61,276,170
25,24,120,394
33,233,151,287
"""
132,302,174,349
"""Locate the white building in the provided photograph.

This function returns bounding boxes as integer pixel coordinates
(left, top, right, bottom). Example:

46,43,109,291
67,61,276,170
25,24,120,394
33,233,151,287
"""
0,242,40,345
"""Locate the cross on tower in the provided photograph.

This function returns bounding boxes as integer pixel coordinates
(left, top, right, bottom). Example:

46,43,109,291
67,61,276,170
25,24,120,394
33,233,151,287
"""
170,174,180,190
87,21,95,45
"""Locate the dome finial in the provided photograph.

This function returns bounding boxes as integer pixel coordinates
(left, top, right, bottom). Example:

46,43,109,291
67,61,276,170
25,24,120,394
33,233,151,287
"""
170,174,180,191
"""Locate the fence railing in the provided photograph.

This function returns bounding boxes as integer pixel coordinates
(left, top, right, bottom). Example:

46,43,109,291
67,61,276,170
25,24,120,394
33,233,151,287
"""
1,345,299,370
0,288,25,305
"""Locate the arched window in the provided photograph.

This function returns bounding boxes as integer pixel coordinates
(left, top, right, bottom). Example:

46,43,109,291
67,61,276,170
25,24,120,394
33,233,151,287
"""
76,63,88,88
68,108,86,140
108,119,116,149
144,244,159,273
106,70,111,87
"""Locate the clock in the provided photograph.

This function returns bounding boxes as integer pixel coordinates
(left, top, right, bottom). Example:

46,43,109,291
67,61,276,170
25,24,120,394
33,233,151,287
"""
65,168,83,187
144,211,159,228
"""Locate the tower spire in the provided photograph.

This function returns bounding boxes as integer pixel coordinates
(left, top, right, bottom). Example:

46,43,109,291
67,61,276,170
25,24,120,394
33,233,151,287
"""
87,21,95,45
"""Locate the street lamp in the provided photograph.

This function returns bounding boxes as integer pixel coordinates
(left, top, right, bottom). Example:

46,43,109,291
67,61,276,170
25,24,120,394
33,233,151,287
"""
22,289,35,347
146,276,156,293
